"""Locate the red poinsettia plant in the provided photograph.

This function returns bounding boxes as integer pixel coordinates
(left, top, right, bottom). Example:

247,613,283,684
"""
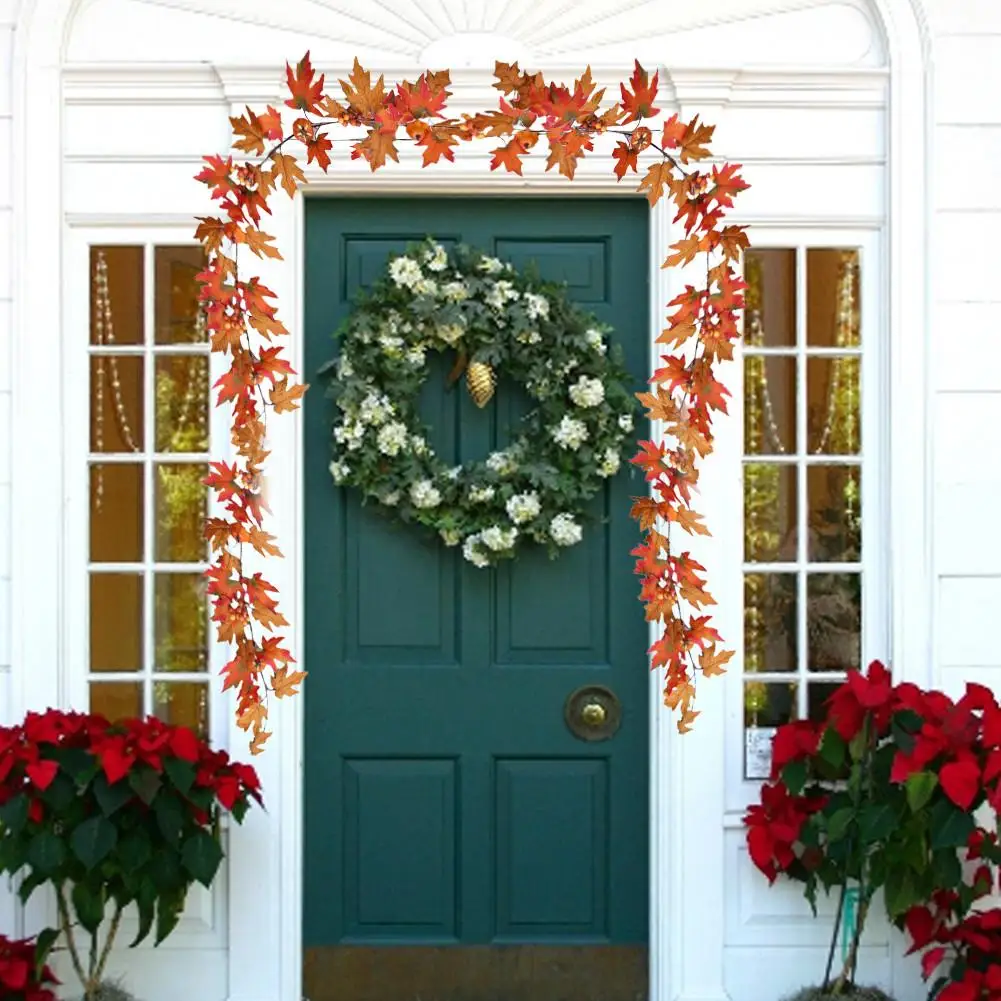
0,709,263,1001
744,661,1001,998
0,934,59,1001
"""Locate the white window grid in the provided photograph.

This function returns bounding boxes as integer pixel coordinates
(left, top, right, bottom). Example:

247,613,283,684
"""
65,228,231,751
726,228,888,806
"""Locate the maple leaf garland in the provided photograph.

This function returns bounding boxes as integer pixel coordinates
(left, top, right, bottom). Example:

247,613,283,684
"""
195,53,749,752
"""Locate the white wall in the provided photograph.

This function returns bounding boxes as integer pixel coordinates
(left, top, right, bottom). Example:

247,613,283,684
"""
0,0,997,998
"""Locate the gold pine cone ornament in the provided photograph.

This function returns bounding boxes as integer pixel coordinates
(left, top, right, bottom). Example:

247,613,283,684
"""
466,361,496,408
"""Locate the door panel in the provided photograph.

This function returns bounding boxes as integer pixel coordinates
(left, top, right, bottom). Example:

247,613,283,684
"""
303,197,650,1001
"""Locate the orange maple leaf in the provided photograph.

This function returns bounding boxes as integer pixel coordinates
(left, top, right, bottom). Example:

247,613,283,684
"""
340,58,387,117
612,141,638,180
270,152,306,197
677,707,701,734
352,130,399,170
242,228,282,260
285,52,325,114
620,60,659,123
638,162,672,206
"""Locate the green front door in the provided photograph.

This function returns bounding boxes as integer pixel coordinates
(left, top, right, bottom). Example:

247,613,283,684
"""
303,197,650,1001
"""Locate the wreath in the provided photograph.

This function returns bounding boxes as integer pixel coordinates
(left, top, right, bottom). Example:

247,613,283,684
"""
321,238,638,568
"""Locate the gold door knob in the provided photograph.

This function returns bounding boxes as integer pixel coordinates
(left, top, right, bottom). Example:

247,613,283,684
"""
580,701,607,727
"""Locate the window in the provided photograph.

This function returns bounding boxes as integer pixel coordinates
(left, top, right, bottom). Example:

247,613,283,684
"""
737,237,884,785
86,242,214,737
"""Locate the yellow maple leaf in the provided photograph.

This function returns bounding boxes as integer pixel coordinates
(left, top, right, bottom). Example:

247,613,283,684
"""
270,378,308,414
273,667,307,698
701,644,734,678
270,152,306,198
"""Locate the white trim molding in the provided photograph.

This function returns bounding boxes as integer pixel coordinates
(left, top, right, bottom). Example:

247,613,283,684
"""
10,3,932,1000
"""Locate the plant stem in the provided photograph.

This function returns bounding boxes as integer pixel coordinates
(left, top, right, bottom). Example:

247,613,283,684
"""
54,882,87,991
824,879,849,990
93,902,124,985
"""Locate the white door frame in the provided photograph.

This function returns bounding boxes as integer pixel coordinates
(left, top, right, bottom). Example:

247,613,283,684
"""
10,2,931,1000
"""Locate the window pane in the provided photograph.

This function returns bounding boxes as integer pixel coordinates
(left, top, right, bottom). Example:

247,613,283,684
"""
744,249,796,347
744,355,796,455
89,573,142,672
807,249,860,348
154,463,208,563
152,681,209,738
155,355,210,453
90,681,143,722
807,573,861,673
744,573,797,673
808,356,861,455
90,463,143,562
744,680,797,729
807,464,861,562
154,573,208,673
744,463,797,562
90,355,144,454
91,246,144,346
807,681,842,723
154,246,208,344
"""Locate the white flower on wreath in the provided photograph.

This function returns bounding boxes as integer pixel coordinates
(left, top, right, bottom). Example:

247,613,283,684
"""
516,329,542,345
619,413,634,433
480,525,518,552
328,460,350,484
486,450,518,476
585,329,607,354
423,243,449,272
463,533,491,568
359,391,394,425
410,480,441,509
337,354,355,379
569,375,605,409
551,415,588,451
381,490,401,506
506,492,541,525
376,421,409,457
479,256,505,275
469,484,495,503
447,466,463,481
414,276,438,297
440,528,462,546
405,345,426,367
436,323,465,347
389,256,422,289
561,356,580,376
597,447,621,477
526,378,551,399
411,435,430,457
334,420,366,451
486,280,519,310
524,293,549,320
550,513,583,547
441,281,469,303
379,333,405,356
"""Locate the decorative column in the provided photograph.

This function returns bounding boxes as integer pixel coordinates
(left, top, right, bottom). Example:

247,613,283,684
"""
651,68,739,1001
212,64,303,1001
